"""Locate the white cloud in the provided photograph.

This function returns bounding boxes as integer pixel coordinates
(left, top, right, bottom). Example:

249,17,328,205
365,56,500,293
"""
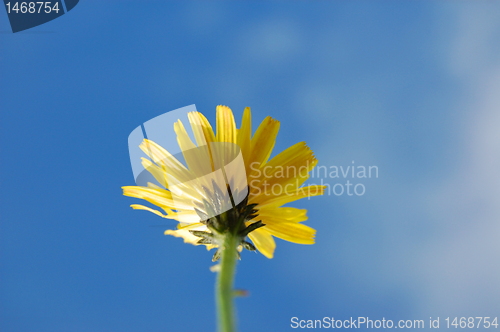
448,4,500,80
414,4,500,315
279,2,500,317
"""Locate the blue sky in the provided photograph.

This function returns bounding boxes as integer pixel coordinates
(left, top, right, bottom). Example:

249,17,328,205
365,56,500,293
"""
2,1,500,331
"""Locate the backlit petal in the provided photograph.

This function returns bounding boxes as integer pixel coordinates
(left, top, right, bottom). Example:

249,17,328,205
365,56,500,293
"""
247,227,276,259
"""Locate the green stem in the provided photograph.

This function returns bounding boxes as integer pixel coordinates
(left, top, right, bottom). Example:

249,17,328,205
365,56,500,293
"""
216,232,238,332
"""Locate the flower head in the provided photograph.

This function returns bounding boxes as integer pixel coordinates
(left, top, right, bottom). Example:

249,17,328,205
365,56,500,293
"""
123,106,325,259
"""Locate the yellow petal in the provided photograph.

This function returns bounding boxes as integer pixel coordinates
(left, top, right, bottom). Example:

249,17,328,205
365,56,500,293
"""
249,142,319,198
141,157,168,188
146,182,163,189
262,219,316,244
167,210,202,223
128,196,201,223
248,227,276,259
188,112,210,147
139,139,191,185
252,185,326,208
236,107,252,171
122,186,193,210
196,111,216,144
174,120,213,178
130,204,170,218
188,111,216,170
258,207,308,222
165,224,217,250
139,139,179,169
177,222,205,230
216,105,237,144
248,116,280,179
263,142,317,188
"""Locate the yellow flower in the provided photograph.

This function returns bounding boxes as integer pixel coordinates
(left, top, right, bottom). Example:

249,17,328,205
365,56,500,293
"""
122,106,325,259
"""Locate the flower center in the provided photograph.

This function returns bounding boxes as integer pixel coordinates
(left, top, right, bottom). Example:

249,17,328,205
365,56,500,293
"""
190,183,265,261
